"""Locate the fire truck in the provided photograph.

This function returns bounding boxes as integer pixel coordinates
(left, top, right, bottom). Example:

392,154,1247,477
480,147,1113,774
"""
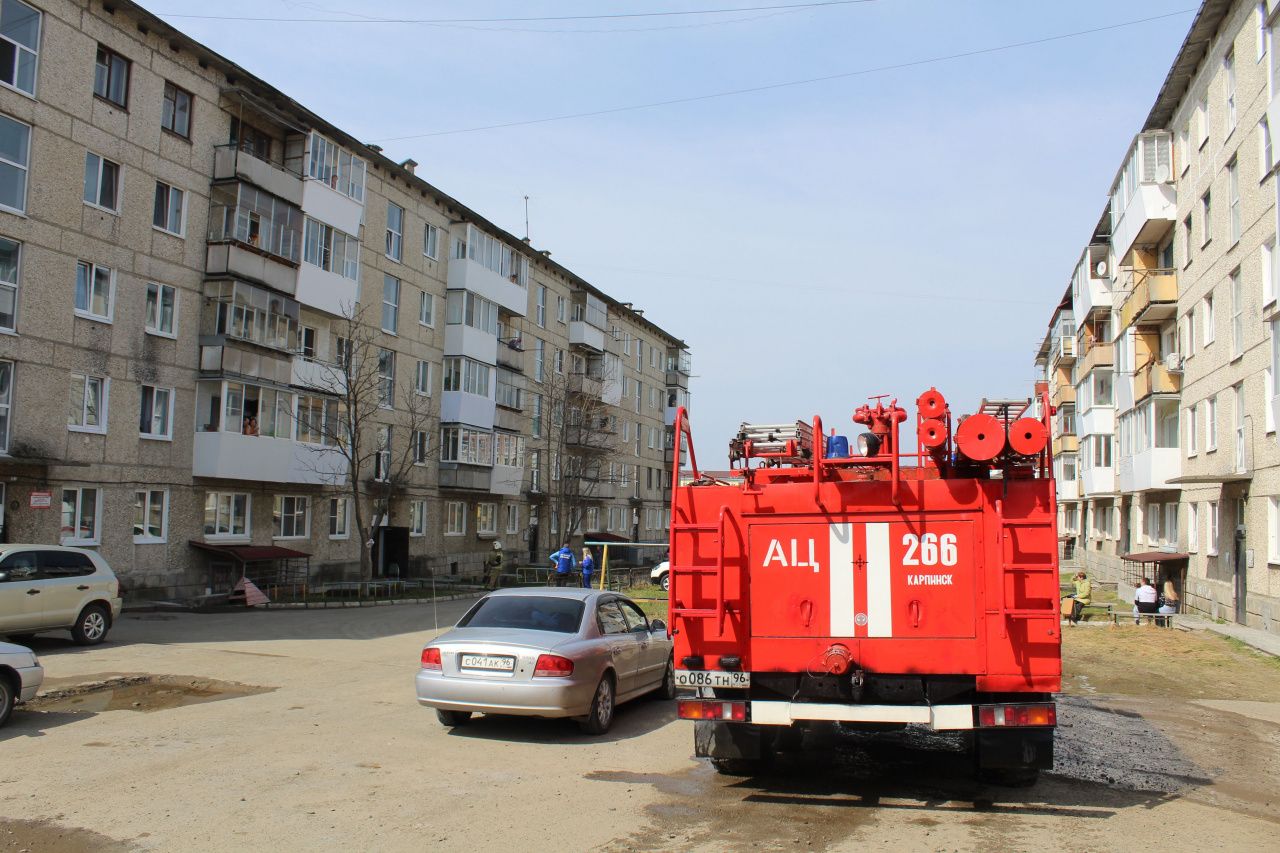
667,388,1060,783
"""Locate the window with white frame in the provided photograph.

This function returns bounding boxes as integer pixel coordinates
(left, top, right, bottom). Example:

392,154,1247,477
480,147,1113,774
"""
1203,293,1215,344
536,285,546,327
385,202,404,261
556,295,566,323
442,357,491,397
1187,404,1198,455
0,359,10,453
412,429,429,464
1260,3,1271,60
1267,366,1277,433
1269,497,1280,564
1234,383,1246,473
1188,502,1199,553
68,373,106,433
139,385,172,439
419,291,434,327
152,181,185,235
302,218,359,280
378,349,395,408
532,394,542,438
1226,49,1237,132
273,495,309,538
445,289,499,335
445,500,466,535
410,500,427,536
1265,239,1277,308
1228,159,1241,243
145,282,176,337
60,486,100,545
382,274,400,333
477,502,496,535
505,503,519,534
494,433,525,467
0,236,17,332
74,261,113,322
0,2,40,97
533,338,545,381
1208,501,1220,556
0,115,30,214
440,426,493,466
306,132,365,201
1206,395,1218,451
423,223,439,259
83,152,120,212
1196,94,1209,148
329,497,349,539
204,491,249,538
1262,117,1273,177
374,426,391,482
133,488,167,542
554,348,564,374
1231,269,1244,358
415,360,431,395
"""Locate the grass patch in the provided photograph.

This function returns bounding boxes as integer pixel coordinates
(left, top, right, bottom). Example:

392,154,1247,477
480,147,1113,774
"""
624,583,668,621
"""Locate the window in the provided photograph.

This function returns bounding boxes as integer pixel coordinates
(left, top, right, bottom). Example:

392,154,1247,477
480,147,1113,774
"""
335,336,352,372
556,295,566,323
298,325,316,360
382,274,400,333
0,237,17,332
139,385,172,439
129,488,168,543
410,428,430,465
444,290,498,335
377,349,395,408
273,495,309,538
0,115,29,214
151,182,185,235
536,285,546,327
442,357,491,397
1262,117,1273,177
374,426,391,481
554,348,564,375
494,433,525,467
1186,404,1199,455
161,82,191,138
60,487,100,545
532,394,543,437
93,44,129,107
1200,191,1212,246
144,282,176,337
329,497,350,539
74,261,113,322
1231,269,1244,358
386,202,403,261
505,504,519,534
204,492,249,538
1234,383,1246,473
1207,395,1218,451
302,218,359,280
1203,294,1215,345
1261,3,1272,60
0,1,39,96
1188,502,1199,553
1208,501,1220,556
415,360,431,395
1196,93,1209,147
83,152,119,212
477,502,496,535
1270,498,1280,564
306,132,365,201
1182,214,1193,265
1225,49,1237,132
1265,239,1277,307
68,373,106,433
423,223,439,259
410,500,427,537
440,426,493,466
419,291,434,327
496,369,522,409
533,338,545,382
445,501,466,535
1228,159,1240,243
0,359,10,452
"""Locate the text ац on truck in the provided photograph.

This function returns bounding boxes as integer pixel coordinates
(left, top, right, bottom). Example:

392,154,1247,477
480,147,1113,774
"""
666,386,1061,785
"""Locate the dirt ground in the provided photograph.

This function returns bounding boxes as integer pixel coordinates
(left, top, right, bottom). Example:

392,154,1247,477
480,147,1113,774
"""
3,603,1280,852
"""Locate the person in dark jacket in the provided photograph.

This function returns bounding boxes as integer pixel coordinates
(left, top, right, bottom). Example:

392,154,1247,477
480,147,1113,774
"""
549,544,575,587
580,547,596,589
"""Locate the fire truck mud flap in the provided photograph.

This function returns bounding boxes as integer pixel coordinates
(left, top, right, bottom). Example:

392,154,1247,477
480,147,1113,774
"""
975,728,1054,770
694,720,768,761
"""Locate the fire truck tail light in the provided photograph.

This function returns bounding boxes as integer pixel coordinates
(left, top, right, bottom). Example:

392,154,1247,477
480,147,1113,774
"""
678,700,748,722
421,647,442,671
533,654,575,677
977,703,1056,728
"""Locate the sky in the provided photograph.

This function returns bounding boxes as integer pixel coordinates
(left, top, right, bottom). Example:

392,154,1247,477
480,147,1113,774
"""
148,0,1195,466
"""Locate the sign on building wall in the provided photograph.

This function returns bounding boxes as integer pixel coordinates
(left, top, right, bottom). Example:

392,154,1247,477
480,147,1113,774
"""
29,491,52,509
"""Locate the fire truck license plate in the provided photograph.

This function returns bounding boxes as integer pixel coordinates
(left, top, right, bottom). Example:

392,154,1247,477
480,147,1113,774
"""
460,654,515,672
675,670,750,689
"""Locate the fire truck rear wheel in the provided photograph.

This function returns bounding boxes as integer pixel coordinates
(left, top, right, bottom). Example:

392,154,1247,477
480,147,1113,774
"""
710,757,768,776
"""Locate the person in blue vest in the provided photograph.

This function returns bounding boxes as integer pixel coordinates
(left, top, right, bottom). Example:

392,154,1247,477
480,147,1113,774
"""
549,543,575,587
580,546,596,589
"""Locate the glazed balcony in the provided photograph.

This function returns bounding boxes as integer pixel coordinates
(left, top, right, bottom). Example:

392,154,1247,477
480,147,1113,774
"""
1119,269,1178,330
213,144,303,206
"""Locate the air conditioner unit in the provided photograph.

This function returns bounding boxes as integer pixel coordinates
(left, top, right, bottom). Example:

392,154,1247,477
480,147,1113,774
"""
1164,352,1183,372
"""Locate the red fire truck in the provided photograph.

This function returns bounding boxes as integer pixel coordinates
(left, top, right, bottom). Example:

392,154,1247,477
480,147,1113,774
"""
667,388,1060,783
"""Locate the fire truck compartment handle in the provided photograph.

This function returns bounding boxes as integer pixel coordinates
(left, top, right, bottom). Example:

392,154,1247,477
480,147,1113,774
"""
909,600,921,628
801,599,813,628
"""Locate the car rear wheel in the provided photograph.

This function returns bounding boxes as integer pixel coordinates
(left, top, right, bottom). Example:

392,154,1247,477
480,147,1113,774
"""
659,572,669,592
0,675,14,728
579,674,615,735
71,604,110,646
436,709,472,727
652,655,676,700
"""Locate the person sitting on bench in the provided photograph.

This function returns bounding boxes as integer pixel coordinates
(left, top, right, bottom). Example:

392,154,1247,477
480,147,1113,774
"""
1134,577,1159,623
1064,571,1091,625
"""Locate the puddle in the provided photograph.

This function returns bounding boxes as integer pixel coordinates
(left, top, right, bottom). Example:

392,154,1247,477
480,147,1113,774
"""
0,818,132,853
27,675,272,714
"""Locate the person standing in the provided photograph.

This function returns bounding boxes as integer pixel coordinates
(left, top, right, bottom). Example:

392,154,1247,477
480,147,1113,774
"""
580,547,596,589
1066,571,1092,625
549,543,575,587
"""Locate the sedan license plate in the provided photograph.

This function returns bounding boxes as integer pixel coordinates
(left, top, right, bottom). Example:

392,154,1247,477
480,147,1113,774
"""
675,670,750,689
460,654,516,672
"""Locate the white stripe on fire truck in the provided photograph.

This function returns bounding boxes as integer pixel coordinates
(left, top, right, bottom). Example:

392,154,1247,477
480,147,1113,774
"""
828,522,855,636
865,522,893,637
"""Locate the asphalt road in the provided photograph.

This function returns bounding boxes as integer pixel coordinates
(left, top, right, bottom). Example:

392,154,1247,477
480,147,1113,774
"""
2,602,1278,852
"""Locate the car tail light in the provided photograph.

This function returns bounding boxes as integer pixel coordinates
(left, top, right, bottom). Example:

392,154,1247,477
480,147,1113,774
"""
533,654,574,677
677,700,748,722
977,703,1056,728
421,647,442,671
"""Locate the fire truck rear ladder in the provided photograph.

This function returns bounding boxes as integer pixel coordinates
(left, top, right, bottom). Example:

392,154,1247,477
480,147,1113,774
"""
669,507,729,638
995,499,1058,638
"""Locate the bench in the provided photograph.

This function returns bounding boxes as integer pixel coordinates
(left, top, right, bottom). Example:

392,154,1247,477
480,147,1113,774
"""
1111,611,1177,628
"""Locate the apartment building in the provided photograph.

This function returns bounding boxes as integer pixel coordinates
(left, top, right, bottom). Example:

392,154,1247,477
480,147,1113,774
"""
1035,0,1280,629
0,0,690,596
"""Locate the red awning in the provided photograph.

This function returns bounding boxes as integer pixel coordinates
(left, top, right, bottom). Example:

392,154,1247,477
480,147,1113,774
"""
1121,551,1190,563
189,541,311,562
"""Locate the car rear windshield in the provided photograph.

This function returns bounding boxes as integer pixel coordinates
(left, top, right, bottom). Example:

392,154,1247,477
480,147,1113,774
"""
458,596,585,634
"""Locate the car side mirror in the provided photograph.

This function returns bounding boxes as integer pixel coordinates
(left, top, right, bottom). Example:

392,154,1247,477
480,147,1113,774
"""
650,619,667,633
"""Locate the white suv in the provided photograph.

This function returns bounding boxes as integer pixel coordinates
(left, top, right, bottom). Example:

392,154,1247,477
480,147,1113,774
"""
0,545,123,645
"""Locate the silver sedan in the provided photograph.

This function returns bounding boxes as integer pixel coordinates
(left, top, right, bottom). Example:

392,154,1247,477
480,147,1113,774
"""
0,641,44,728
416,588,674,734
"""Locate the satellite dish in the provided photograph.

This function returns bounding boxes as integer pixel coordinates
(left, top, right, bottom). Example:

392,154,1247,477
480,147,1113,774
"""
1094,261,1109,277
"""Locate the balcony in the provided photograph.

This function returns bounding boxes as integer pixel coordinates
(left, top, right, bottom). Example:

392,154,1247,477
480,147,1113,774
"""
665,370,689,389
205,242,298,296
1119,269,1178,329
568,371,603,399
213,144,303,206
493,406,523,432
295,262,359,317
1052,434,1079,456
438,464,492,492
1134,360,1181,402
490,464,524,496
1109,131,1176,262
1080,465,1114,497
1117,447,1180,493
193,431,345,485
1050,383,1076,408
291,357,347,396
447,257,528,316
444,323,499,365
200,344,291,385
1056,478,1080,501
441,391,496,431
301,175,363,237
1077,342,1113,377
1055,334,1076,365
568,320,605,352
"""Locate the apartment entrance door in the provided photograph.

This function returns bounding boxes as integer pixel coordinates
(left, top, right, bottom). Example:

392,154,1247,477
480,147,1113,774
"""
1233,524,1247,625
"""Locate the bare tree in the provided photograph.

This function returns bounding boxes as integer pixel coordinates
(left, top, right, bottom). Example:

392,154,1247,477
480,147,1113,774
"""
299,303,436,582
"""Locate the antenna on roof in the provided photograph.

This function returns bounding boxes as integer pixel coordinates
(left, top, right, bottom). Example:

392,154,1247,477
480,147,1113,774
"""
523,195,530,242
